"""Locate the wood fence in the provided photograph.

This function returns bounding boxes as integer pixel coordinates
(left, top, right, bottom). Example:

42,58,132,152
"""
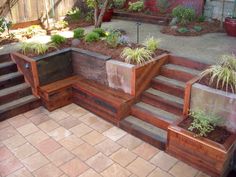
0,0,80,24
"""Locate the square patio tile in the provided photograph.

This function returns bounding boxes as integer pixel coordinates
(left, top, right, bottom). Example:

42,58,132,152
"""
0,157,23,176
127,157,155,177
103,127,127,141
78,168,102,177
150,151,178,171
33,163,63,177
61,103,80,112
29,113,50,125
23,107,44,118
8,115,30,128
117,134,142,150
6,167,33,177
132,143,160,160
60,158,89,177
0,146,13,162
38,120,60,133
25,130,49,145
3,134,26,150
12,143,37,160
69,123,92,137
95,138,121,156
35,138,61,155
72,143,98,161
58,116,82,129
147,168,173,177
81,130,106,146
195,172,211,177
169,161,198,177
110,148,137,167
22,152,49,172
48,127,71,141
47,147,74,166
0,120,10,129
90,119,113,133
59,135,84,151
86,152,113,173
67,107,88,118
101,163,131,177
17,123,39,137
49,110,70,122
0,126,19,141
79,113,100,125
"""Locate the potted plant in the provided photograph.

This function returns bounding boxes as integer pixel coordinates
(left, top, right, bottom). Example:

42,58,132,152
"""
224,0,236,36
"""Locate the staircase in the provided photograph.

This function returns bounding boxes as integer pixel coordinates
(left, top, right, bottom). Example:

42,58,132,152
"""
0,54,41,121
120,56,208,150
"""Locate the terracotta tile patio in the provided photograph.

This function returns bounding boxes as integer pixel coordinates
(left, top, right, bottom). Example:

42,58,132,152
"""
0,104,210,177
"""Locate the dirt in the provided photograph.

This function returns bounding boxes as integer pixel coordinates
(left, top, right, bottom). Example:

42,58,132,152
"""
198,74,235,94
67,20,93,30
179,118,231,144
117,9,170,18
0,37,19,46
161,20,223,36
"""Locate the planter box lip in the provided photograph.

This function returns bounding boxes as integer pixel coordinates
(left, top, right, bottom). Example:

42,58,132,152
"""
33,48,71,61
193,82,236,98
168,119,236,152
106,59,135,68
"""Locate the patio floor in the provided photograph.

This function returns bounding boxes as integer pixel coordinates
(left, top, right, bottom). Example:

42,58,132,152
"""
0,104,209,177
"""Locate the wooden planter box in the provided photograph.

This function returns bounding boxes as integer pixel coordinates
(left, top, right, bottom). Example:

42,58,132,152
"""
167,122,236,177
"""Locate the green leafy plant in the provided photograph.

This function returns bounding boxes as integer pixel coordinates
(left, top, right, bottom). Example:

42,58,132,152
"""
113,0,126,8
156,0,170,13
0,17,12,36
54,20,68,29
197,15,205,22
200,54,236,93
144,36,161,53
188,110,224,137
105,32,120,48
84,32,100,42
177,27,189,33
193,26,202,32
51,34,66,45
67,7,81,20
20,42,56,55
121,47,152,64
73,28,85,39
172,5,195,25
128,1,144,12
92,28,106,37
85,11,94,22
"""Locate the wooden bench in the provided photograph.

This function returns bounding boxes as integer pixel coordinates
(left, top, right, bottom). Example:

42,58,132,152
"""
39,76,81,111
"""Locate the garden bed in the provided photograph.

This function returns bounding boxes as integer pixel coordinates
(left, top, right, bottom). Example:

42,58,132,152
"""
161,20,222,36
0,37,19,46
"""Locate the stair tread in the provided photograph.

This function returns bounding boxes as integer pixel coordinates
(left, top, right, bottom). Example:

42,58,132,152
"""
0,72,22,82
154,76,185,88
163,64,201,75
135,102,181,122
124,116,167,141
0,95,38,113
0,61,14,68
145,88,184,105
0,83,29,97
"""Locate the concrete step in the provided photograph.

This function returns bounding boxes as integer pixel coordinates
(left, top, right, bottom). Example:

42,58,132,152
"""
119,115,167,150
0,72,24,90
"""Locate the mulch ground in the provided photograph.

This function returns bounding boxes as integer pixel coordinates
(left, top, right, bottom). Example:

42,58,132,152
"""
0,37,19,46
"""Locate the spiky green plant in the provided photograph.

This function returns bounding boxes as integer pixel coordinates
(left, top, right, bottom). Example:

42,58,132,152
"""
121,47,152,64
20,42,56,55
144,37,161,53
200,54,236,93
51,34,66,45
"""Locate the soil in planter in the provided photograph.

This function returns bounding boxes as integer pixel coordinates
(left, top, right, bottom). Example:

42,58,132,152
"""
198,74,235,94
161,20,222,36
0,37,19,46
179,118,231,144
76,40,168,64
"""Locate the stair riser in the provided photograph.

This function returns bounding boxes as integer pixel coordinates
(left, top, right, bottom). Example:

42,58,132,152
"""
0,54,11,63
151,79,185,98
131,106,170,130
0,100,41,122
0,75,25,90
0,64,17,76
141,94,183,116
0,87,32,105
119,120,166,150
161,68,196,82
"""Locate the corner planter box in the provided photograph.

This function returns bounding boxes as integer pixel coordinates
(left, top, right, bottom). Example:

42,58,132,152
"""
167,122,236,177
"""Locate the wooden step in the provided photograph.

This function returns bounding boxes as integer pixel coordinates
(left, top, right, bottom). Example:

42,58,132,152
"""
0,54,11,63
161,64,201,82
131,102,181,130
168,55,209,71
0,83,32,105
151,76,185,98
0,95,41,121
119,116,167,150
0,61,17,76
0,72,24,90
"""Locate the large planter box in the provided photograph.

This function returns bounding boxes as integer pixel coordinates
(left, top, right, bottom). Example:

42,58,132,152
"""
167,122,236,177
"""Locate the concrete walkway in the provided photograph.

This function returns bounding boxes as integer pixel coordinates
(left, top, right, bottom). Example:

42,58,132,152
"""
1,19,236,64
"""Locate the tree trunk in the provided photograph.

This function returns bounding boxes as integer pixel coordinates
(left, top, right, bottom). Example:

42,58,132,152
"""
94,0,111,28
220,0,226,29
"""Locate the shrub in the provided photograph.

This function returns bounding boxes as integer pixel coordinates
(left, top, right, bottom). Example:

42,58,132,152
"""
106,32,120,48
85,11,94,22
193,25,202,32
128,1,144,12
20,42,56,55
113,0,126,9
92,28,106,37
157,0,170,13
177,27,189,33
118,35,130,45
188,110,224,137
144,36,161,53
54,20,68,29
67,7,81,20
73,28,85,39
200,54,236,93
51,34,66,45
0,17,12,35
84,32,100,42
172,5,195,25
121,47,152,64
197,15,205,22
